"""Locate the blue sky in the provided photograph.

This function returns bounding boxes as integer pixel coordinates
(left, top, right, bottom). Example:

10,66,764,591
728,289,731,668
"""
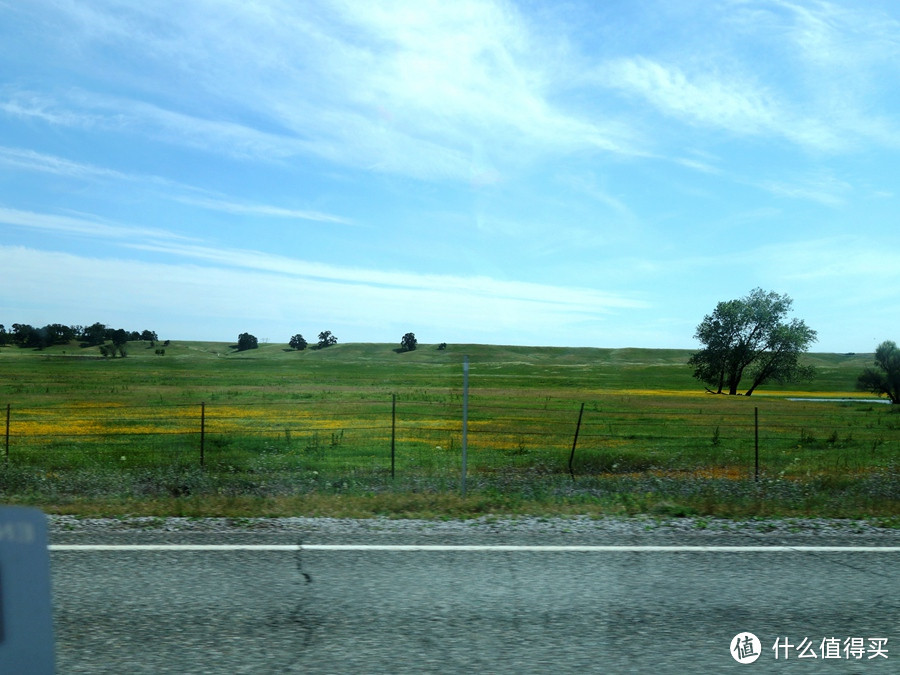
1,0,898,351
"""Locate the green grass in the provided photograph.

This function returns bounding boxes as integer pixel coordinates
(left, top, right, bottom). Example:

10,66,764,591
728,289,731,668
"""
0,340,896,519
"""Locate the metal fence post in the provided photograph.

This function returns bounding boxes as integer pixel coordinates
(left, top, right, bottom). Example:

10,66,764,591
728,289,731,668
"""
391,393,396,480
461,356,469,497
568,402,585,480
754,407,759,481
4,403,9,463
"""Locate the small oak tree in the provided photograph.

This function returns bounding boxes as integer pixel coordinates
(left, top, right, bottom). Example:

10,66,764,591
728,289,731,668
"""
317,331,337,348
289,334,308,351
400,332,417,352
237,332,258,351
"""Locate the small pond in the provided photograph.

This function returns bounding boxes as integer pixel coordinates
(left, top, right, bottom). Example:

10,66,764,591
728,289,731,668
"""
787,397,892,404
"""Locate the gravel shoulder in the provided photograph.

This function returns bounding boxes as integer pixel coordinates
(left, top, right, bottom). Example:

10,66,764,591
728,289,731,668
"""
47,514,900,546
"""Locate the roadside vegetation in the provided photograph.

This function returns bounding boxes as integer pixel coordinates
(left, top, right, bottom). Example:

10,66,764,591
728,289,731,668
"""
0,339,896,522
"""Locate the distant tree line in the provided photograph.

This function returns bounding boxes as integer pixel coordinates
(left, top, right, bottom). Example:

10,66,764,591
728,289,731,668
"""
244,330,340,352
0,323,159,351
244,330,431,353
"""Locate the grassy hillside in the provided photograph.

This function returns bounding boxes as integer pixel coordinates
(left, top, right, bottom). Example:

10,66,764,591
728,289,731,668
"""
0,340,877,406
1,340,894,521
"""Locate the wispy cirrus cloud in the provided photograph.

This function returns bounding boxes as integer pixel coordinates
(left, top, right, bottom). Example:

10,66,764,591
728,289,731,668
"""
576,1,900,155
595,56,843,151
0,146,131,180
0,1,645,182
0,206,196,243
755,171,852,207
0,237,648,346
0,146,353,225
0,203,645,316
0,90,101,128
0,144,157,182
125,238,646,314
764,0,900,70
600,57,773,131
5,0,899,173
757,236,900,284
2,245,635,345
725,0,900,149
170,197,355,225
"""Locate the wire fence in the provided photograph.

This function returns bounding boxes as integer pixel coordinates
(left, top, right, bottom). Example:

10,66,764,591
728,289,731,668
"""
2,396,897,480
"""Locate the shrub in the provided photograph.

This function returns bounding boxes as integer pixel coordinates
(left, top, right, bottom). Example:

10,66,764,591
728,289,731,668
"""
237,333,258,351
400,332,417,352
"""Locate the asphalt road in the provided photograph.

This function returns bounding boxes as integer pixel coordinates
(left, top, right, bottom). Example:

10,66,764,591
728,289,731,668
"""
48,521,898,674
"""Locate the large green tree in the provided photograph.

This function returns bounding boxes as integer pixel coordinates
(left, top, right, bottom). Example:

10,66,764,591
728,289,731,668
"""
856,340,900,404
688,288,817,396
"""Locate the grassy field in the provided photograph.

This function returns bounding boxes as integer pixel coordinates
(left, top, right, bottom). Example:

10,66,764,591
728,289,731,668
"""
0,340,896,521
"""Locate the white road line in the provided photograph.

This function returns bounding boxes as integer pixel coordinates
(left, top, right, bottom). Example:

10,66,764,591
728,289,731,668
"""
48,544,900,552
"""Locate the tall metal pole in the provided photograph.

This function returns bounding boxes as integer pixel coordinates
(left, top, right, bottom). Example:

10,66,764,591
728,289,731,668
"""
391,393,396,480
461,356,469,497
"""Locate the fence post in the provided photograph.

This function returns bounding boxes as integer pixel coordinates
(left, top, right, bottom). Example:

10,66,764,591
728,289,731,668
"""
568,402,585,481
200,402,206,468
391,393,396,480
754,407,759,481
4,403,9,463
461,356,469,497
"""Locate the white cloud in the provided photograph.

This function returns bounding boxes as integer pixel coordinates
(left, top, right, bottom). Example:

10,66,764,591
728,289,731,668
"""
0,244,647,345
560,173,637,220
0,201,647,339
0,145,131,180
0,206,195,244
1,1,644,181
0,90,100,127
171,196,354,225
0,147,352,224
773,0,900,69
7,0,900,169
601,57,774,132
596,56,846,151
726,0,900,149
759,237,900,285
124,238,645,313
756,172,852,207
